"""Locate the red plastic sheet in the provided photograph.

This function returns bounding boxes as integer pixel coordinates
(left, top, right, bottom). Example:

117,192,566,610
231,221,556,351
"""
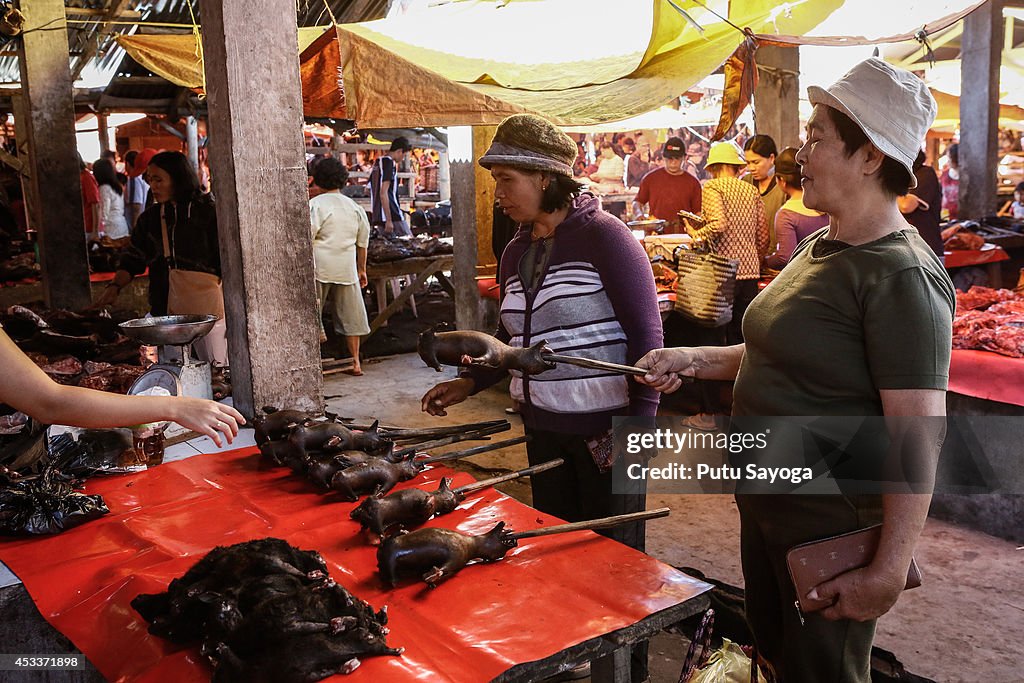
0,448,710,682
949,349,1024,407
944,245,1009,269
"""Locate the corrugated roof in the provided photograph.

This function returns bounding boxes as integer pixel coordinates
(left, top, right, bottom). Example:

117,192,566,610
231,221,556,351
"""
0,0,388,95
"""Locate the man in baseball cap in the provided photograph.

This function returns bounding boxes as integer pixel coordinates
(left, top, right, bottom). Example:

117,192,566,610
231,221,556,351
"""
370,137,413,235
632,136,702,233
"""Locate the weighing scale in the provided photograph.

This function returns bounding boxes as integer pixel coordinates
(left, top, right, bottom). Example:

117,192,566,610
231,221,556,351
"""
119,314,219,401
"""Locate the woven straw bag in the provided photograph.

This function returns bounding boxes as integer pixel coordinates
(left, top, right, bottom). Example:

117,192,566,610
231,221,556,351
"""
674,239,739,327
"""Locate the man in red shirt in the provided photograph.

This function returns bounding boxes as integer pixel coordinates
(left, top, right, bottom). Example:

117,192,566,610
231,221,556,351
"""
632,137,702,234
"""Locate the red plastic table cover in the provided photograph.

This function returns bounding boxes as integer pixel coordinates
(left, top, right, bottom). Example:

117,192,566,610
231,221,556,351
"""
944,245,1009,269
0,447,710,683
949,348,1024,407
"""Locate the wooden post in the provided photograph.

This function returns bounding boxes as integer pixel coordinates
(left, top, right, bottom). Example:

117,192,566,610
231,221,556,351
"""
437,147,451,201
186,115,199,174
450,126,480,331
97,113,110,153
960,0,1004,220
11,93,40,233
473,126,497,279
15,0,91,310
200,0,323,416
752,45,801,150
450,126,496,331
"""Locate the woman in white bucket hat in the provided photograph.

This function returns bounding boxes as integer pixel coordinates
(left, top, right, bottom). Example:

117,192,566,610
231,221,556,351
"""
638,58,955,681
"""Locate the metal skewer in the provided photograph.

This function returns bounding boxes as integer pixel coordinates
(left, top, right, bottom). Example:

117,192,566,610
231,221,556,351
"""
543,353,648,377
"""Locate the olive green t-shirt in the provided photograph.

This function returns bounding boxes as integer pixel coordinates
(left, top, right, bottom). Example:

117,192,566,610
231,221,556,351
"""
733,228,955,417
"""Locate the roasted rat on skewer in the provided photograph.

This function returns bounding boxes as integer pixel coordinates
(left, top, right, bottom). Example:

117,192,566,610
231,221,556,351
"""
378,522,516,587
351,460,562,536
418,328,552,374
331,436,528,502
377,509,671,587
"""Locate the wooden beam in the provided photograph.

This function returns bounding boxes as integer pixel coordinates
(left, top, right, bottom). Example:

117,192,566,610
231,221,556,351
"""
0,146,24,174
70,0,132,82
960,0,1004,219
337,0,384,23
11,93,39,232
752,45,801,150
96,112,110,152
16,0,91,309
65,6,141,19
200,0,323,416
450,126,481,331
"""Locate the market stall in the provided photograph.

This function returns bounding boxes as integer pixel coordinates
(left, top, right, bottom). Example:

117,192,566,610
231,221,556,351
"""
0,446,710,682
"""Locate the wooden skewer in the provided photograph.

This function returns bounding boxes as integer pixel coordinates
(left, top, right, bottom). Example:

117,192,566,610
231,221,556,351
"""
453,458,563,495
391,423,510,458
543,353,648,377
509,507,671,540
420,435,528,464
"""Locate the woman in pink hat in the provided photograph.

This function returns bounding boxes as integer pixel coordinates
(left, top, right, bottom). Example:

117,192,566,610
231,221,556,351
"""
639,58,954,682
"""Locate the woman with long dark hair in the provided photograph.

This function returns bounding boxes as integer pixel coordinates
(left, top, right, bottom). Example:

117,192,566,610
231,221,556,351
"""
93,157,130,241
96,152,227,366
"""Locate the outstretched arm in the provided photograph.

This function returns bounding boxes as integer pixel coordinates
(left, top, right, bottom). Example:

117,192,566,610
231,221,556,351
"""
0,329,244,446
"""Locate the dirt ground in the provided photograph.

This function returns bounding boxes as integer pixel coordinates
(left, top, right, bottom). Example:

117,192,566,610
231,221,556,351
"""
325,352,1024,683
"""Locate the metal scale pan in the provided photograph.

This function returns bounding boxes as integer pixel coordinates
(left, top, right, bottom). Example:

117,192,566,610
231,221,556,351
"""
119,315,219,402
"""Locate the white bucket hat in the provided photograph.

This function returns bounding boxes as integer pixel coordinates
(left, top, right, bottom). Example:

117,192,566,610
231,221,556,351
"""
706,140,746,167
807,57,936,189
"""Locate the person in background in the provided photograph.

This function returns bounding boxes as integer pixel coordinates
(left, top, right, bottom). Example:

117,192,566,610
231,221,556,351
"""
96,152,226,366
79,152,101,243
997,180,1024,220
124,149,155,230
624,139,652,189
681,140,768,430
684,140,707,180
744,134,786,255
632,137,702,233
369,137,412,236
309,158,371,376
763,147,829,270
100,149,126,185
92,158,131,243
898,150,944,259
421,114,660,683
939,142,959,219
1,327,243,446
639,57,952,683
589,141,625,189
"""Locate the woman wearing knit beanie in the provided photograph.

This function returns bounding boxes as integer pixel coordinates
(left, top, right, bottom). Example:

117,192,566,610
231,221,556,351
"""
421,114,662,683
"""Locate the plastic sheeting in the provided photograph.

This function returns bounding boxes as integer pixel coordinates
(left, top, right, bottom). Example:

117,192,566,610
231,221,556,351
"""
0,447,711,682
949,349,1024,406
116,0,841,127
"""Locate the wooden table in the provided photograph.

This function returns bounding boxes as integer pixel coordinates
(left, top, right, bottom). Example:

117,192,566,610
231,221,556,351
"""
366,254,455,334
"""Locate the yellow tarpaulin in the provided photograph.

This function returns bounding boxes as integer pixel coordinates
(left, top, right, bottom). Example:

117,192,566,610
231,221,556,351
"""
116,0,840,127
117,27,331,90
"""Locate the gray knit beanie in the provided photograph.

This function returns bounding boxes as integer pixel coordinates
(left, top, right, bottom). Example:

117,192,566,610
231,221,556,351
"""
478,114,578,177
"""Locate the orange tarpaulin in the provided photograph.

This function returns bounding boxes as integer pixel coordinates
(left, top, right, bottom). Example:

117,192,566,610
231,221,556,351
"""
0,447,711,682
